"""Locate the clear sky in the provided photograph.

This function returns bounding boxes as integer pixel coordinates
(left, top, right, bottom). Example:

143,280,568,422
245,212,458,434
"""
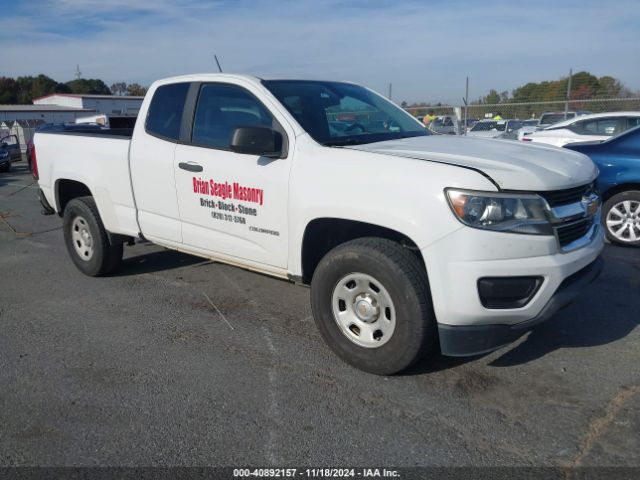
1,0,638,104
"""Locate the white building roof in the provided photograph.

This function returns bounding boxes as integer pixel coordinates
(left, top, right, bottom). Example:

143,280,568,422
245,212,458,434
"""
0,105,95,112
33,93,144,102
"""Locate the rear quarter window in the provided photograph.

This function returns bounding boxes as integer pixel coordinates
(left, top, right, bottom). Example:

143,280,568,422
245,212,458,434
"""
145,83,190,141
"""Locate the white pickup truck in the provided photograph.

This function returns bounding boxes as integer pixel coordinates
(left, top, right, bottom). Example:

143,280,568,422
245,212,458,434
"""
33,74,604,374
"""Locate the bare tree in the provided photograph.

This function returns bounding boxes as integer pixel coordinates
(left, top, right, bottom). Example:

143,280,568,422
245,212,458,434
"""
126,83,147,96
110,82,128,96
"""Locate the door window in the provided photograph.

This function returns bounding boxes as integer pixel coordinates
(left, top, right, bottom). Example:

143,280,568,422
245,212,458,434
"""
191,84,274,150
1,135,18,146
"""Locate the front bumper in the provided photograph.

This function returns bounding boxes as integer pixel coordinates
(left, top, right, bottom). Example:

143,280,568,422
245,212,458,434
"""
438,256,603,356
421,220,605,355
423,223,604,326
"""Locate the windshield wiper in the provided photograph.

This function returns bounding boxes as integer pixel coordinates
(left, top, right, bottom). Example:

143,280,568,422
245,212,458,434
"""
322,138,371,147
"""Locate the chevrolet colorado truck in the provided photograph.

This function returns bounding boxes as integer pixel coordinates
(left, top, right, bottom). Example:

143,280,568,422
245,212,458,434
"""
33,74,604,375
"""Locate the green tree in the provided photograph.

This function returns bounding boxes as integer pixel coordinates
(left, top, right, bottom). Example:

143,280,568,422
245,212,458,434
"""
66,78,111,95
483,89,501,104
596,76,624,97
12,74,69,103
0,77,18,104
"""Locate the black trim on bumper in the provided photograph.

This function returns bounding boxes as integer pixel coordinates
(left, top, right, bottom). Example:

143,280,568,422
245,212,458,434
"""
438,256,604,357
38,188,56,216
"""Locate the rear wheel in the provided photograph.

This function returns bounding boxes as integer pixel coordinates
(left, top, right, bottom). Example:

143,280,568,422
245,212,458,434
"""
0,162,9,173
311,237,437,375
63,196,123,276
603,191,640,247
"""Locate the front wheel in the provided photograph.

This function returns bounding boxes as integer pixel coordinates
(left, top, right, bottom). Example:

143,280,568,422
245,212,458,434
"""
602,191,640,247
310,238,437,375
63,196,123,276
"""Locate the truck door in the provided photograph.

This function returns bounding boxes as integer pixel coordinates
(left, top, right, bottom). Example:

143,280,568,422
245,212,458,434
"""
1,135,20,161
129,82,191,244
173,82,292,268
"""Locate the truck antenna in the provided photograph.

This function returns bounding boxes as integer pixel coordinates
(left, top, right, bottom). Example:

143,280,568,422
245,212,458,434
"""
214,55,223,73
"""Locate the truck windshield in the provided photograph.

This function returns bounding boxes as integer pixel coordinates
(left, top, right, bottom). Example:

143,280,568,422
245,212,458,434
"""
262,80,429,146
540,113,575,125
471,121,507,132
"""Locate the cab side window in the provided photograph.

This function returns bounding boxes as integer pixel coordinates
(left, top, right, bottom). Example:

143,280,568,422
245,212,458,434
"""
192,84,274,150
145,83,190,141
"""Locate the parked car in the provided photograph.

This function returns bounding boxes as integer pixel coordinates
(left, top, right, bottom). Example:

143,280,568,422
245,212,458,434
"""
519,111,592,141
0,144,11,172
0,134,21,172
429,115,460,135
515,119,540,140
566,125,640,246
538,111,578,128
523,112,640,147
466,119,522,139
543,111,591,126
461,117,479,133
33,74,603,375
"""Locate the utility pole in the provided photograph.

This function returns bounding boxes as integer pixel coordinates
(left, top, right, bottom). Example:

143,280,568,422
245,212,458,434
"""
564,68,572,118
388,83,392,100
463,76,469,136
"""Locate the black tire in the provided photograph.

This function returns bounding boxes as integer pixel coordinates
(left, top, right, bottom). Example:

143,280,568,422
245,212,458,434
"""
63,196,123,276
0,163,9,173
602,191,640,247
310,237,437,375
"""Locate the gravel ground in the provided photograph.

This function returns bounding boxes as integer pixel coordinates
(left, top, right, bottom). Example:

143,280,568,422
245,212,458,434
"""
1,164,638,468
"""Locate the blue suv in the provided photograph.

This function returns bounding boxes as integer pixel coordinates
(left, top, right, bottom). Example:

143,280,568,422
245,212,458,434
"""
566,125,640,247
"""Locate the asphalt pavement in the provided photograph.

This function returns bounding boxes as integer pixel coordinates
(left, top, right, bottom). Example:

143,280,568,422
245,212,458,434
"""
1,164,639,468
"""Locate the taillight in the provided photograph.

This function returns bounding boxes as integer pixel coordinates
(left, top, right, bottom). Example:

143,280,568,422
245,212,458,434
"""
31,144,39,180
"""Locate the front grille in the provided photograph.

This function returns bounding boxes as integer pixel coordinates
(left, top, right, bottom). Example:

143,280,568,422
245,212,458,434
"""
556,218,593,246
538,183,594,207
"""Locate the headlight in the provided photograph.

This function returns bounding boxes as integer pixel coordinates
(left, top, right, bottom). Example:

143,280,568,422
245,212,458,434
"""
445,188,553,235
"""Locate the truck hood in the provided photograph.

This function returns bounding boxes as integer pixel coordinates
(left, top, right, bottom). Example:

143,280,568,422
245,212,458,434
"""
347,135,598,191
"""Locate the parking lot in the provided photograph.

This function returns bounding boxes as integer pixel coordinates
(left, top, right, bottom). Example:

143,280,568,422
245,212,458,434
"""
1,163,639,468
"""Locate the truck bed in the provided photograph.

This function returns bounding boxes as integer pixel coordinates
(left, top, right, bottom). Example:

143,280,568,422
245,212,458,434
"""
37,124,134,138
34,126,138,237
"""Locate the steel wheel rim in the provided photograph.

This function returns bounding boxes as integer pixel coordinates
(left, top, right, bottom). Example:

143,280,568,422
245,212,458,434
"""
331,273,396,348
606,200,640,243
71,216,95,261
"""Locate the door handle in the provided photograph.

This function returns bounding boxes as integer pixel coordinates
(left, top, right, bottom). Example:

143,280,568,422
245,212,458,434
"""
179,162,203,172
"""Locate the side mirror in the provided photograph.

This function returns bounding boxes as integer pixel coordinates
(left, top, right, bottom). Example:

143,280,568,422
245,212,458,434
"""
230,126,282,158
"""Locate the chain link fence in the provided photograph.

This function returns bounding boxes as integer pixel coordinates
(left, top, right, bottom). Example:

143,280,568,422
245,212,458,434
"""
404,97,640,125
